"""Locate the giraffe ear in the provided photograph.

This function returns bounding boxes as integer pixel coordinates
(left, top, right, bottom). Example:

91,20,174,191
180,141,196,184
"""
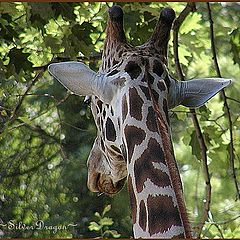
48,61,97,96
170,78,232,108
48,62,116,103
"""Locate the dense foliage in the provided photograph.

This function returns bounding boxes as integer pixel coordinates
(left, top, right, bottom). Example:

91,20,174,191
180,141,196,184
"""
0,2,239,238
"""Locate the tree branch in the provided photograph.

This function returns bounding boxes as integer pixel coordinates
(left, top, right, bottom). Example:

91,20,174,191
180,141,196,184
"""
210,214,240,226
173,3,211,237
226,96,240,104
190,109,211,237
2,152,59,178
17,118,60,144
33,57,70,71
8,70,44,126
33,54,102,72
172,2,196,79
207,2,239,200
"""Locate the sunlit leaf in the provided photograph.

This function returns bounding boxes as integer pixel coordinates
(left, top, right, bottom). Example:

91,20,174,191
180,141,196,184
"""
18,116,32,126
110,230,121,238
99,217,113,226
102,204,111,216
178,44,192,66
189,131,201,160
230,28,240,67
88,221,102,231
180,12,202,35
94,212,101,219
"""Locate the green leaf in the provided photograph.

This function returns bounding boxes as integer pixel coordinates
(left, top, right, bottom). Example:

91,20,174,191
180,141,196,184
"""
28,3,54,24
198,105,211,121
178,44,192,66
88,221,102,232
182,130,191,146
102,204,111,216
94,211,101,219
99,217,113,227
230,28,240,67
18,116,32,126
189,131,201,160
180,12,202,35
1,110,7,117
51,3,76,21
7,48,32,73
0,14,19,42
44,35,61,52
71,22,96,45
0,2,18,15
109,229,121,238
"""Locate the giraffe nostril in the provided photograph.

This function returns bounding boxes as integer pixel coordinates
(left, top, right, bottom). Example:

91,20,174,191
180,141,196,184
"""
96,174,126,195
87,172,101,193
108,5,124,20
115,177,127,190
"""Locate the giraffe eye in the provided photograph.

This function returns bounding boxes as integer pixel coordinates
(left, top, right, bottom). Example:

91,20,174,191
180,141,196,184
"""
125,61,141,80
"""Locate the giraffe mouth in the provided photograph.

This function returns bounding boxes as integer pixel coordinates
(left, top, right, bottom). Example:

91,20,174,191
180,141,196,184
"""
87,162,127,195
94,174,126,195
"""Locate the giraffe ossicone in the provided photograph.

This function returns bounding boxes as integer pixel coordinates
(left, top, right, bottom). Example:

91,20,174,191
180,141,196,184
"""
49,5,231,239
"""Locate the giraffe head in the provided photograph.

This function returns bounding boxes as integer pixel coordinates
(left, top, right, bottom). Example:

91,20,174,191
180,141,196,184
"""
48,6,231,196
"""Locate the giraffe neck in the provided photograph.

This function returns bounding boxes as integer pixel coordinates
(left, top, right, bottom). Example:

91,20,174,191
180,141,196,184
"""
126,120,190,238
146,72,192,238
99,10,190,236
123,72,191,238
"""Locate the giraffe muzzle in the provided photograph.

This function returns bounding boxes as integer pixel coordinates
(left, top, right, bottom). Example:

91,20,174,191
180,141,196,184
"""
97,174,126,195
88,172,126,195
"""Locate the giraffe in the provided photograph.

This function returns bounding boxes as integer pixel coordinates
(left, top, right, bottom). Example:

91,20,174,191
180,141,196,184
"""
48,5,231,238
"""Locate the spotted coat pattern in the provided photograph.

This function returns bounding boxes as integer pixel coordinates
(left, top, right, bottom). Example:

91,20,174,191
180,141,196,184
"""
86,5,191,238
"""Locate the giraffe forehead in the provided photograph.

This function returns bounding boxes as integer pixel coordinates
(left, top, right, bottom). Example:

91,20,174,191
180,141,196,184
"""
107,54,167,79
111,50,163,65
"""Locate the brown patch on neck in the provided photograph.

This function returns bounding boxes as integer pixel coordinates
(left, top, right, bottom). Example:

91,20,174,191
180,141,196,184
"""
147,195,184,236
128,175,137,224
124,125,146,163
139,200,147,231
134,138,170,193
146,106,159,132
122,93,128,122
146,72,192,238
129,88,144,121
105,117,116,142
